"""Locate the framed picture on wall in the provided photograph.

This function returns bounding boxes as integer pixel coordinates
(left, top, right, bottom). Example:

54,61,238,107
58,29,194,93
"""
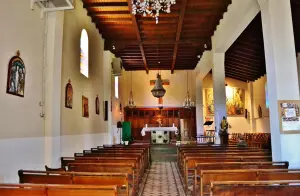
65,79,73,109
82,96,89,118
6,51,26,97
278,100,300,134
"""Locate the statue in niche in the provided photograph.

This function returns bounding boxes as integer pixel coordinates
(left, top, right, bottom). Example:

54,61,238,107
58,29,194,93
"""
65,80,73,109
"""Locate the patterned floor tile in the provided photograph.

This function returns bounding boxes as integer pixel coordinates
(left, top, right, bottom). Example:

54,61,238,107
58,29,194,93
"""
140,162,186,196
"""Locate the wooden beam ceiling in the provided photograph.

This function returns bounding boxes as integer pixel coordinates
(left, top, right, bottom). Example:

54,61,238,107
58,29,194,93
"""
171,0,188,74
126,0,148,73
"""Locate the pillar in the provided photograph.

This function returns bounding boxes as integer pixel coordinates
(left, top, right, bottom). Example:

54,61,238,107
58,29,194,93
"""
258,0,300,167
195,74,204,136
248,82,256,132
44,11,64,167
212,53,227,144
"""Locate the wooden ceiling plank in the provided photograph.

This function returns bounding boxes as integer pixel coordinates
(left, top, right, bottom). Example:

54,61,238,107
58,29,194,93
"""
126,0,149,73
171,0,188,73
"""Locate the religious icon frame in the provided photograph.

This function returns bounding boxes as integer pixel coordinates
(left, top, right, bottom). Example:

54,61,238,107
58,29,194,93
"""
65,80,73,109
82,96,89,118
278,100,300,134
6,51,26,97
95,95,100,115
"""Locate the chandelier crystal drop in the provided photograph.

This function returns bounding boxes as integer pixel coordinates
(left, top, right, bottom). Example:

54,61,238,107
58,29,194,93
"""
151,73,166,98
132,0,176,24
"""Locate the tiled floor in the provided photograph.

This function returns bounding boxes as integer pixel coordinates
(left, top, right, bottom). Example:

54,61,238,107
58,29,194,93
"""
140,162,186,196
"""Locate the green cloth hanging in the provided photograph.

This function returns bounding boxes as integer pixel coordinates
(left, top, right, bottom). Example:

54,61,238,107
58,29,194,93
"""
122,121,132,142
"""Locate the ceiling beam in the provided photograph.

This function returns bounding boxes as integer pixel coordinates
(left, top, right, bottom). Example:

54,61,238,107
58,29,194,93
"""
83,2,128,8
171,0,188,74
127,0,149,73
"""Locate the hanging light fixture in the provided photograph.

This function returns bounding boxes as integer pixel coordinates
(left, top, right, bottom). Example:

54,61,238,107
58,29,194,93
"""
151,71,166,98
127,71,136,108
183,71,195,109
131,0,176,24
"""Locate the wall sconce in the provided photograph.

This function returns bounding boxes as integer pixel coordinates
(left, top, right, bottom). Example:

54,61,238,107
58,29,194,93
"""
119,103,122,115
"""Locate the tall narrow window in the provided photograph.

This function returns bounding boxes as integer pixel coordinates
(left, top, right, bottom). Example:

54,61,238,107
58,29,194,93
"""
115,76,119,99
80,29,89,78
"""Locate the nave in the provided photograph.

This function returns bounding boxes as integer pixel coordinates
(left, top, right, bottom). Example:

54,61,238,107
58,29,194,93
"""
1,140,300,195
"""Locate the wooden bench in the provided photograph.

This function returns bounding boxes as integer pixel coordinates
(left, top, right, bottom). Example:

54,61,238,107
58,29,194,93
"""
199,169,300,196
209,180,300,196
67,162,139,194
61,157,143,179
75,152,145,172
192,161,289,195
0,183,118,196
18,170,131,196
182,156,272,192
88,148,150,168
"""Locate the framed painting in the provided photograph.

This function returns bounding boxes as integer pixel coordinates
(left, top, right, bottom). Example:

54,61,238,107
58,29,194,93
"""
82,96,89,118
6,51,26,97
65,80,73,109
95,95,100,115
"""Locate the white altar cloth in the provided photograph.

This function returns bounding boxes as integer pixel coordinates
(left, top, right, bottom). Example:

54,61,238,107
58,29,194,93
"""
141,127,178,136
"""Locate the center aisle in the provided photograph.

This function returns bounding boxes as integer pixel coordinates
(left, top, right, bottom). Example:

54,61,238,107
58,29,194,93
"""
140,162,186,196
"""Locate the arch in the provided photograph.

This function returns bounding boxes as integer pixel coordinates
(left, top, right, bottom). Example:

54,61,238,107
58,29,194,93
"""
80,29,89,78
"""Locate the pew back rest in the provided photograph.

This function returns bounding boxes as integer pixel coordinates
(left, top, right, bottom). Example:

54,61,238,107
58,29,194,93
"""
210,180,300,196
68,163,135,174
61,157,138,167
0,184,117,196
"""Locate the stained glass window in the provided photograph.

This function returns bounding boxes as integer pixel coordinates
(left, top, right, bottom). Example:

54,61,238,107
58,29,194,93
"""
80,29,89,78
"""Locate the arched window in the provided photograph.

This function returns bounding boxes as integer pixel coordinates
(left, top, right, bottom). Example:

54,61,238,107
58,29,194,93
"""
80,29,89,78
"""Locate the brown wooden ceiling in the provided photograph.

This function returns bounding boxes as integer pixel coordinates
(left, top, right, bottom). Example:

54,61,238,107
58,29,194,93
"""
82,0,232,73
224,0,300,82
224,13,266,82
292,0,300,53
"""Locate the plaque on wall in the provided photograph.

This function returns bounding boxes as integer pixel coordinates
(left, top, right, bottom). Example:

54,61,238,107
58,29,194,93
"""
278,100,300,134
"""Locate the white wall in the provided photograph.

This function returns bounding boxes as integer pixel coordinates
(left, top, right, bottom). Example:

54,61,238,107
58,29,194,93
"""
0,0,45,182
203,73,250,133
252,75,270,133
60,0,111,155
120,70,196,107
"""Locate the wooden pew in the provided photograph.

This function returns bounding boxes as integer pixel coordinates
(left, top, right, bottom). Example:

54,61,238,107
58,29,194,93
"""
45,165,66,172
0,183,118,196
183,156,272,192
18,170,131,196
83,148,150,168
67,162,139,194
61,157,143,180
199,169,300,196
193,161,289,195
209,180,300,196
180,151,271,170
75,152,145,172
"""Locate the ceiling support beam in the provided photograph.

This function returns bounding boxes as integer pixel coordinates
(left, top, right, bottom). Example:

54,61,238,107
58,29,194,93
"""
127,0,149,73
171,0,188,74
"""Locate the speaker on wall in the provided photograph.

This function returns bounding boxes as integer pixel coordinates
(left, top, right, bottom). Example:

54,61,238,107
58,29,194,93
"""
104,101,108,121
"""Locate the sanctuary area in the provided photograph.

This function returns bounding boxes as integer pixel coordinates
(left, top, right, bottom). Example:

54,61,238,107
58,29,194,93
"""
0,0,300,195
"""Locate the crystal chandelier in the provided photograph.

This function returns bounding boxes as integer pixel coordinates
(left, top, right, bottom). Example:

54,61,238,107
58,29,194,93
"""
131,0,176,24
151,72,166,98
127,72,136,108
183,71,194,109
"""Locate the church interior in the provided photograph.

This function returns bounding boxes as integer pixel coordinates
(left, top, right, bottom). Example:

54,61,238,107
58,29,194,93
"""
1,0,300,195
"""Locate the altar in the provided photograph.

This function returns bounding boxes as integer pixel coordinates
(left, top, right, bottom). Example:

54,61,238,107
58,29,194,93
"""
141,126,178,144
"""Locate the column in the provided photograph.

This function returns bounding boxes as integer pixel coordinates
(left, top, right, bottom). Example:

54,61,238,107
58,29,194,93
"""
248,82,256,132
103,51,113,144
44,11,64,167
258,0,300,167
212,53,227,144
297,53,300,93
195,74,204,136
